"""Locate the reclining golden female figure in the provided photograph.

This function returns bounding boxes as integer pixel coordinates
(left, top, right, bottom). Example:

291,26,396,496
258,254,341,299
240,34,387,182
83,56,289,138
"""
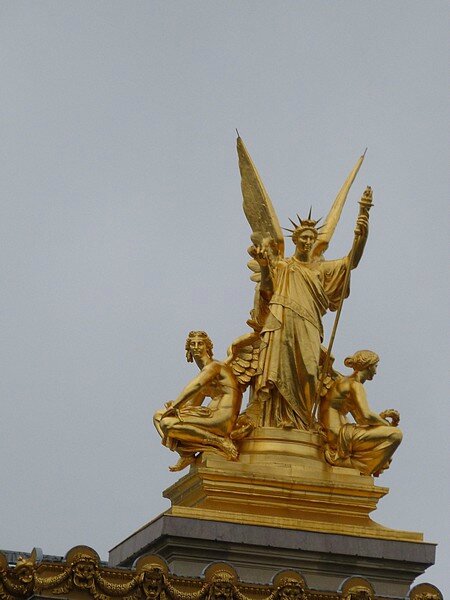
319,350,402,476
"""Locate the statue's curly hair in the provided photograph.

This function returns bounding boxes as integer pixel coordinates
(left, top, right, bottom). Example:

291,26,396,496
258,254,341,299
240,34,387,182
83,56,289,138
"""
185,331,214,362
344,350,379,371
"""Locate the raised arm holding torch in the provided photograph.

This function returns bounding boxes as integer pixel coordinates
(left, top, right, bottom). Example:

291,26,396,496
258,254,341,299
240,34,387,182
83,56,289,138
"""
311,186,374,424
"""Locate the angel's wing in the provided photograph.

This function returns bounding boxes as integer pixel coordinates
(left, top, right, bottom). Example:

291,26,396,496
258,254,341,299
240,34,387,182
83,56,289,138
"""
312,151,366,259
225,331,261,389
237,136,284,260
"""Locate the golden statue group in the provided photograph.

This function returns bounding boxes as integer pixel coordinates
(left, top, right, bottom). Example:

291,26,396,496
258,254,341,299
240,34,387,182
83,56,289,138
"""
154,136,402,477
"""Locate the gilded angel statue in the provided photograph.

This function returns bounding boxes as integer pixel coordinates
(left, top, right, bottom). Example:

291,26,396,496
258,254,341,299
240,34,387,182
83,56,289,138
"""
236,136,372,431
153,330,259,471
319,350,402,476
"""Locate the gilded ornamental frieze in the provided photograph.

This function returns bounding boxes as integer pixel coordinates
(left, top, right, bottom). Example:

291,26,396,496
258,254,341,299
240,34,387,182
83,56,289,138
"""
0,548,441,600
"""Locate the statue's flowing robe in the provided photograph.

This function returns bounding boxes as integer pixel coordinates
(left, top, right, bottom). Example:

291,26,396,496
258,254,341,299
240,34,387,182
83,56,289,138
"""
324,422,403,476
250,255,349,429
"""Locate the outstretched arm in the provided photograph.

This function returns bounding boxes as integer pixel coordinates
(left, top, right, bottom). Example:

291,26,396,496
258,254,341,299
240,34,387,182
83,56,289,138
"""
349,214,369,269
168,363,220,411
349,186,372,269
248,242,275,299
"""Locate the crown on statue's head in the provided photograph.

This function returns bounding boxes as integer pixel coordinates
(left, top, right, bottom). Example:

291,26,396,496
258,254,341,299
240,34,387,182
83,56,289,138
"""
283,207,324,241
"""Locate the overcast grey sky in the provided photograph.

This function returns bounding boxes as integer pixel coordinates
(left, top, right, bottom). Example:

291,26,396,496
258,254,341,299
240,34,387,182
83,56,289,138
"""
0,1,448,595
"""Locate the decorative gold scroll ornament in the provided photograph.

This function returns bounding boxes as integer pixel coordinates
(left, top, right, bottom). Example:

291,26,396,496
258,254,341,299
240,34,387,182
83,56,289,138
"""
0,548,320,600
0,549,441,600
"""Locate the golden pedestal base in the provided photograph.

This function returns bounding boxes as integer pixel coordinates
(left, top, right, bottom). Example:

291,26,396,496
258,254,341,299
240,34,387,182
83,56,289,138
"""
164,428,422,542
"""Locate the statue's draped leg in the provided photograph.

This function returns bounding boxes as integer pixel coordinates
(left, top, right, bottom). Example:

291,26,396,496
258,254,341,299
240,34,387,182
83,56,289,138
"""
325,423,403,475
252,309,321,429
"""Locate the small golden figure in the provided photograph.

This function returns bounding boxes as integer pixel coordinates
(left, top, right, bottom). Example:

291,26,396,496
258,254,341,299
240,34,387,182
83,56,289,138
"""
319,350,402,476
154,331,259,471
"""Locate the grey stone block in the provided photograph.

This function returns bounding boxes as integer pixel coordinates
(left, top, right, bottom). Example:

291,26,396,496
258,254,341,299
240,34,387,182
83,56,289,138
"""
109,514,435,598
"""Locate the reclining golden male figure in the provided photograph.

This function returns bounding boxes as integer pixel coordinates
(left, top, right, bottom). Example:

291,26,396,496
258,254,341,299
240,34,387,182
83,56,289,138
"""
154,330,259,472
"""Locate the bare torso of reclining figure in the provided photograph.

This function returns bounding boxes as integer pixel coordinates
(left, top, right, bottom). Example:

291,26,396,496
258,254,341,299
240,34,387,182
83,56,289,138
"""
320,365,387,443
159,361,240,438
